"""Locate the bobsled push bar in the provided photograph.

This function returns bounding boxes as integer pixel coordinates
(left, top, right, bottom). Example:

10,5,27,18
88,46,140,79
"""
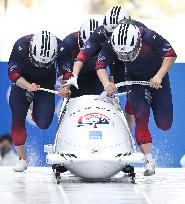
38,88,59,94
115,81,162,88
38,81,160,95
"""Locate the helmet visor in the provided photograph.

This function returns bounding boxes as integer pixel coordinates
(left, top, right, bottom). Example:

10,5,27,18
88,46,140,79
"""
116,38,142,62
29,50,56,68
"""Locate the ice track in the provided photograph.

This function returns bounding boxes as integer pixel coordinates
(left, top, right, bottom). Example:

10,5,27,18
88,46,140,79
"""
0,167,185,204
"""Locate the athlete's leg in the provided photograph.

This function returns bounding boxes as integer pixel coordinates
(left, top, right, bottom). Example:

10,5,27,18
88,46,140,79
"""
125,100,135,132
151,75,173,131
32,91,55,129
127,85,155,176
9,85,32,159
127,86,152,150
9,85,33,171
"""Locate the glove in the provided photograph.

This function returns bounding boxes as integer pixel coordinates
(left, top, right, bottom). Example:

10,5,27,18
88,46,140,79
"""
63,74,79,89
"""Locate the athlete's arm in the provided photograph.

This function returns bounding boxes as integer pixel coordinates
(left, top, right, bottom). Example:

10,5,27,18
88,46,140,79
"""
157,57,176,78
72,61,84,75
56,55,73,97
56,36,74,79
150,57,176,89
73,26,108,75
96,40,116,94
56,70,72,97
15,77,40,91
8,41,40,91
145,29,177,89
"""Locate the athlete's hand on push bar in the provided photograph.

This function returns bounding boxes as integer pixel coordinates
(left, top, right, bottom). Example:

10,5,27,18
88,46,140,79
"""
57,87,71,97
104,82,117,95
27,83,40,92
149,74,163,89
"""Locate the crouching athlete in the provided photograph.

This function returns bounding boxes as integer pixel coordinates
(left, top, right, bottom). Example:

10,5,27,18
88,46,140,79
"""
95,23,177,176
8,31,70,172
57,19,104,97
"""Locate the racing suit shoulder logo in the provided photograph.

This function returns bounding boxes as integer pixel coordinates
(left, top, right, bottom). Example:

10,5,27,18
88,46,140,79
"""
97,27,108,37
60,47,64,52
98,53,105,61
18,46,22,51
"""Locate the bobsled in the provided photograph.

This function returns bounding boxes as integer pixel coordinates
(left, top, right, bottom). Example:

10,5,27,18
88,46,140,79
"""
44,82,146,183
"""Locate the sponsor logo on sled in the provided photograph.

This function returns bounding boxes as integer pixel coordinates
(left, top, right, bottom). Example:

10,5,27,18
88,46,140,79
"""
77,113,113,127
89,131,102,139
91,149,100,154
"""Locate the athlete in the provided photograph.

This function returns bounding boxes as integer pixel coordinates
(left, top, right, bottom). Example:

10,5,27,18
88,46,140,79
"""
8,31,70,172
95,23,177,176
57,19,104,98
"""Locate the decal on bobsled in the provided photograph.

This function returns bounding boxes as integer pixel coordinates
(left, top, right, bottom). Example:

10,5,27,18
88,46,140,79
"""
89,131,102,139
91,149,100,154
77,113,113,127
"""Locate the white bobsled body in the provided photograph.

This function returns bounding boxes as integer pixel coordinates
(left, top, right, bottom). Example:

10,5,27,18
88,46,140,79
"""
45,95,144,179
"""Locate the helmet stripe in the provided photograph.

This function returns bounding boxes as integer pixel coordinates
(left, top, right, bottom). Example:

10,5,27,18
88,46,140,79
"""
44,31,48,57
93,19,96,32
116,6,121,24
121,24,126,45
118,23,130,45
47,32,51,57
118,24,123,45
103,16,107,25
110,7,115,24
90,19,92,33
40,31,45,56
123,24,129,45
113,6,118,24
96,20,99,28
48,32,51,50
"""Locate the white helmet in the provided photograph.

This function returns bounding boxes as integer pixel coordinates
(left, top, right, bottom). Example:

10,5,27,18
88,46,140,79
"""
111,23,142,61
103,6,130,33
78,19,101,49
29,31,58,68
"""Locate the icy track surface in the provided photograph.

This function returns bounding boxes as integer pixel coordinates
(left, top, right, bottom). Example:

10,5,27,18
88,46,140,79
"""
0,167,185,204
